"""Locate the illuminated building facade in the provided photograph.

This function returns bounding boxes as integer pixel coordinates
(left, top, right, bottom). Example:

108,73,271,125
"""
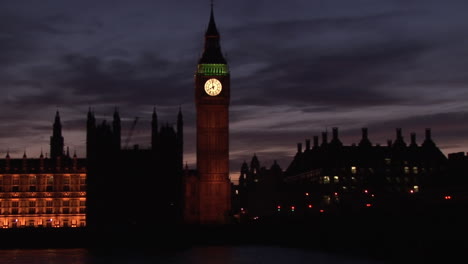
0,111,86,228
184,5,232,224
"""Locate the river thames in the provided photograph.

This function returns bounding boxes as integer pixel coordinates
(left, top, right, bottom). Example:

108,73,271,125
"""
0,246,385,264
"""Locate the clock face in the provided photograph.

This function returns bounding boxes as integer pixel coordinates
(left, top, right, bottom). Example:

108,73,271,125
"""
204,78,222,96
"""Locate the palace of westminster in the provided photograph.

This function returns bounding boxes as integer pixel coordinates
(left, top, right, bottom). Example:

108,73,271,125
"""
0,6,467,229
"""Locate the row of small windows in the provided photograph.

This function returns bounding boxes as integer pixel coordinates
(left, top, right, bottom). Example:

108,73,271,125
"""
350,166,419,174
1,200,85,207
0,176,86,185
0,185,86,192
321,175,419,184
3,208,85,214
2,219,85,228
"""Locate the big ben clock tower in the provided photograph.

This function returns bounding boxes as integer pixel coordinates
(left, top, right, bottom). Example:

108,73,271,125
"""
193,4,231,224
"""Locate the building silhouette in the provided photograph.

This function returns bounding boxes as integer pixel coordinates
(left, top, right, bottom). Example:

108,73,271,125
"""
234,154,283,222
234,127,456,222
86,107,183,232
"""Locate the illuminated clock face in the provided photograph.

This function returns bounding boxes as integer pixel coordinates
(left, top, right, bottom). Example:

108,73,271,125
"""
204,78,222,96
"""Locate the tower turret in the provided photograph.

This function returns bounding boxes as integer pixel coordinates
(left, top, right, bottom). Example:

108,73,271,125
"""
50,110,64,160
86,108,96,159
151,107,158,151
113,108,121,150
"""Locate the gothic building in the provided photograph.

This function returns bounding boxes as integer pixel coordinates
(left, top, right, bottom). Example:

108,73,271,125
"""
234,154,283,222
0,111,86,228
86,107,183,232
233,127,454,222
281,127,449,216
183,4,232,225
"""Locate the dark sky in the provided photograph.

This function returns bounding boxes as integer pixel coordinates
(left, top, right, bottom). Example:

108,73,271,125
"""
1,0,468,182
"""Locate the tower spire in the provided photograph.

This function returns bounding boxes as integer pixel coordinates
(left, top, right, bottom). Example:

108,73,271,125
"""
199,1,226,64
50,110,64,159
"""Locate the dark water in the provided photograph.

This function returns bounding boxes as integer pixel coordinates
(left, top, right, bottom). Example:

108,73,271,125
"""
0,246,383,264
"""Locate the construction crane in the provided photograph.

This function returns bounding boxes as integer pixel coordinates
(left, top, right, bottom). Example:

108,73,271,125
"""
124,117,139,149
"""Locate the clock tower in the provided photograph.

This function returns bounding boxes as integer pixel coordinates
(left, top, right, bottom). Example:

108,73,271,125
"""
193,4,231,224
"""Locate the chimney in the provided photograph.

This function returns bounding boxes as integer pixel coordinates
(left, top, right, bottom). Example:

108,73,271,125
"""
305,139,310,151
332,127,338,140
321,132,328,146
425,128,431,141
396,128,402,139
362,128,368,139
313,136,319,148
410,132,417,146
297,143,302,153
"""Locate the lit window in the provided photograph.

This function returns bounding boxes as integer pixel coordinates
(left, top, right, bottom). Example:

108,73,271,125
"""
404,167,409,174
323,176,330,184
413,185,419,193
351,167,357,174
385,158,391,165
235,190,239,195
413,167,418,174
333,176,339,183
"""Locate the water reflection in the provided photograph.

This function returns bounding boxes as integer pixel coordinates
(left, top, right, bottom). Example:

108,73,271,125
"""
0,246,382,264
